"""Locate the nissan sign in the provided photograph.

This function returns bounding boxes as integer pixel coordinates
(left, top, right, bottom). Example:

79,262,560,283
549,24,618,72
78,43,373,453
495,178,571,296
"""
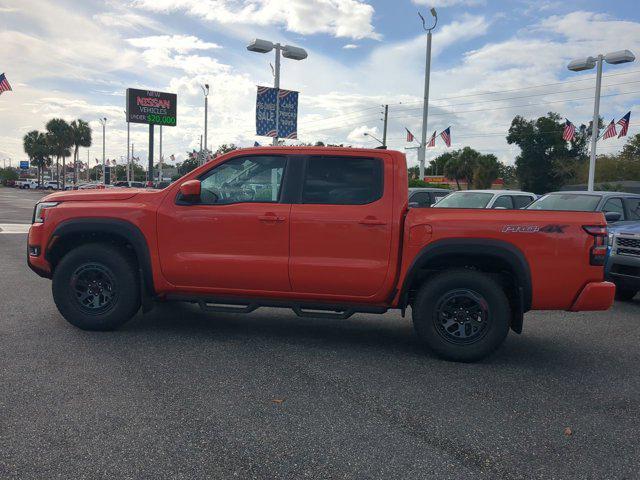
126,88,177,126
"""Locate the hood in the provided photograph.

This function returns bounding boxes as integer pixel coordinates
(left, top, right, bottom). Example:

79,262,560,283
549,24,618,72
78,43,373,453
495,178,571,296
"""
610,221,640,235
42,188,149,202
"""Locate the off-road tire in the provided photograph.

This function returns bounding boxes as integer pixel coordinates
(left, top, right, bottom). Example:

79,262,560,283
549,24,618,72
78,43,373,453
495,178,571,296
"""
52,243,140,331
412,269,511,362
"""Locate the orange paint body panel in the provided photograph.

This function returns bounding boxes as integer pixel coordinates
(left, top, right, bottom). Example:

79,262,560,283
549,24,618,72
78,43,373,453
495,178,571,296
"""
27,146,613,314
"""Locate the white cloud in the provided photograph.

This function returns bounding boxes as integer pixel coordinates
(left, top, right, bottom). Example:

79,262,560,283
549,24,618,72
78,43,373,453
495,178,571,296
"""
132,0,380,40
126,35,221,53
412,0,485,7
343,44,359,49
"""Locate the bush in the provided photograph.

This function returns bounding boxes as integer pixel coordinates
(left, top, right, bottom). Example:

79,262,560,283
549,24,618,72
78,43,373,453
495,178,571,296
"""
409,179,451,189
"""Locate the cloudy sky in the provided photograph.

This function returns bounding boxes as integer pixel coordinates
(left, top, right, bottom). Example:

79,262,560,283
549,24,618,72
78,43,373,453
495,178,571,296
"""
1,0,639,168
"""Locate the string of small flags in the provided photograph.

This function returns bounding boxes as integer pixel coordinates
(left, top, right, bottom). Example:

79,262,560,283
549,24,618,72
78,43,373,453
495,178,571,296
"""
405,126,452,147
563,111,630,142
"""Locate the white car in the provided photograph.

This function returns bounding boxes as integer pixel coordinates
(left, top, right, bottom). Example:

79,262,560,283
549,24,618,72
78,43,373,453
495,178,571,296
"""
17,179,39,189
433,190,537,210
42,181,62,190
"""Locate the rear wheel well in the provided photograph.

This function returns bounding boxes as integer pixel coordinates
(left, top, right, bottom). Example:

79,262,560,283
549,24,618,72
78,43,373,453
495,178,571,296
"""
405,253,526,333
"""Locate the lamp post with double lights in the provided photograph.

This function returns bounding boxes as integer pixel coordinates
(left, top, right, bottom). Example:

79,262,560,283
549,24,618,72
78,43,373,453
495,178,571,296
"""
567,49,635,191
247,39,308,145
201,83,209,164
417,8,438,180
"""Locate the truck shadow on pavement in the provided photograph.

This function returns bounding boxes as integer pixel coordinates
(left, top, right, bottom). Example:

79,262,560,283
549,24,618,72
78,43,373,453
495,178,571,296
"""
117,301,622,369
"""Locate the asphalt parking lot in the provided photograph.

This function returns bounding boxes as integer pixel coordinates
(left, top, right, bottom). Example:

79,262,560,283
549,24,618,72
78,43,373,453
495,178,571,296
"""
0,186,638,479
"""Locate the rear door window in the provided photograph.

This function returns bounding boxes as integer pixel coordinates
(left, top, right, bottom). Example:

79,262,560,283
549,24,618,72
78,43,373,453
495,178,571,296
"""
492,195,514,209
513,195,535,209
302,156,383,205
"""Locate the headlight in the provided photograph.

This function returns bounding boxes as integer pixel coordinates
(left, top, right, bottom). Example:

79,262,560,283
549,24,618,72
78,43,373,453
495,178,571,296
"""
608,232,615,246
32,202,59,224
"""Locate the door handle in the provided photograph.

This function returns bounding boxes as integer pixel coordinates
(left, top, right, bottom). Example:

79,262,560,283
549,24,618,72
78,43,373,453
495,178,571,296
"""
359,217,386,226
258,214,285,222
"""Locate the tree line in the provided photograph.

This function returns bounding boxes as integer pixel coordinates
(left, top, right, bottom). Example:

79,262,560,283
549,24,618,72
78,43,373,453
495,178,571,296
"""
22,118,92,188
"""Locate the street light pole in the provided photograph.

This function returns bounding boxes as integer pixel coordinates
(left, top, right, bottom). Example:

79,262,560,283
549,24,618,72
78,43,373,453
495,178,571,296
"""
568,49,635,191
587,56,603,192
99,117,107,184
124,110,130,183
201,84,210,155
273,46,281,146
418,8,437,180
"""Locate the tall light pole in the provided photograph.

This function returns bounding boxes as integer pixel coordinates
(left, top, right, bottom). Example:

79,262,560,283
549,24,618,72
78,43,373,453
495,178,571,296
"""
418,8,437,180
99,117,107,184
247,39,308,146
201,83,209,160
568,49,635,191
124,110,130,182
363,132,384,146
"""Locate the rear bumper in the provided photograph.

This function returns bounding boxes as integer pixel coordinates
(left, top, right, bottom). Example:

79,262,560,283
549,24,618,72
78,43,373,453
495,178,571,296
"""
569,281,615,311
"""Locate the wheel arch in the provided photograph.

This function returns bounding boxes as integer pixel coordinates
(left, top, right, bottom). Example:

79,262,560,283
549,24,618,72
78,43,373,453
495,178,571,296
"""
47,218,155,298
400,239,532,332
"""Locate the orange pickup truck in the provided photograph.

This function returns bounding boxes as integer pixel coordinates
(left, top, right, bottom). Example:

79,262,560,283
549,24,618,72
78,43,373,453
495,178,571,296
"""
27,147,615,361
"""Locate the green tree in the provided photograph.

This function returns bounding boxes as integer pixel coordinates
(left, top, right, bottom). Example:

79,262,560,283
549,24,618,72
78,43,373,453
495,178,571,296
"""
473,153,500,189
506,112,591,193
215,143,238,156
0,167,19,184
427,151,455,176
46,118,73,189
178,151,200,175
23,130,52,185
69,119,92,186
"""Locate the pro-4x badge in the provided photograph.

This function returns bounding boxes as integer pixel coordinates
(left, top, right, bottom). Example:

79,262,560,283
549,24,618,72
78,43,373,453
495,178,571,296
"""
502,224,568,234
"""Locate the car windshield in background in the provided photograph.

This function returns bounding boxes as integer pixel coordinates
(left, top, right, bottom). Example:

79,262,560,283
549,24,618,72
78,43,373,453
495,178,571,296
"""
433,192,494,209
527,194,602,211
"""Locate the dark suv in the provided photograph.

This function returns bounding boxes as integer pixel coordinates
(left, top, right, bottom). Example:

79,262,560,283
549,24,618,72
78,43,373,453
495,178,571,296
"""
408,187,451,207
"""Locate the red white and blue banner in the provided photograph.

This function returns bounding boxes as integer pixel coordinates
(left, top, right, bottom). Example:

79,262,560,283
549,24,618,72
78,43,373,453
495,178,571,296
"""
256,86,298,139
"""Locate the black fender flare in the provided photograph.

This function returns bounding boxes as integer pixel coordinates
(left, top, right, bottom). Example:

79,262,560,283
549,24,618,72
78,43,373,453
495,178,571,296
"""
400,238,532,314
49,218,155,298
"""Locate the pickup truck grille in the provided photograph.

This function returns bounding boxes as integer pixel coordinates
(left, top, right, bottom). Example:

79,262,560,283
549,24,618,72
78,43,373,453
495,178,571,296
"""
615,235,640,257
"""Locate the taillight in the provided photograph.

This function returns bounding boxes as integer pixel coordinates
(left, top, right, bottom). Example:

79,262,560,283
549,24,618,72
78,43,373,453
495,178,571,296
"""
583,225,608,266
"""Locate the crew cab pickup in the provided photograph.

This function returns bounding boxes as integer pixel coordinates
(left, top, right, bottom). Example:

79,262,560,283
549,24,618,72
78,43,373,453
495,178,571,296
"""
27,147,615,362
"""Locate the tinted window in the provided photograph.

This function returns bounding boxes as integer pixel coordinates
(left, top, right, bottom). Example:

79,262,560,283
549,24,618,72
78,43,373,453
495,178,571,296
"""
513,195,534,209
410,192,432,207
492,195,514,209
527,194,602,211
603,198,625,220
627,198,640,221
199,156,286,205
302,157,383,205
434,192,494,209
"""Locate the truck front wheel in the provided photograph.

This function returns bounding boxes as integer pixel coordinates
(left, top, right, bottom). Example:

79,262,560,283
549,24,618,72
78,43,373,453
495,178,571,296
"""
52,243,140,331
412,270,510,362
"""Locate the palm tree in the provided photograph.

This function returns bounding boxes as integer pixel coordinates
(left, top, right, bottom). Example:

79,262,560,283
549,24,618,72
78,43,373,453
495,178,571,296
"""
46,118,73,189
23,130,52,186
70,119,92,186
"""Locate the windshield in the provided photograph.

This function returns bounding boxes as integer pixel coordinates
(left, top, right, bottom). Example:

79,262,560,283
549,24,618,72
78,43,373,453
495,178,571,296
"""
527,194,602,211
433,192,494,209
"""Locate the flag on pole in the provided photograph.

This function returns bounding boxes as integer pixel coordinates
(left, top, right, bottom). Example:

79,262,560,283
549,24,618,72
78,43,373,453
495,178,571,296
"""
95,158,99,165
405,128,415,143
603,119,617,140
170,154,175,162
617,111,631,138
427,130,436,147
0,73,12,95
562,119,576,141
439,127,451,147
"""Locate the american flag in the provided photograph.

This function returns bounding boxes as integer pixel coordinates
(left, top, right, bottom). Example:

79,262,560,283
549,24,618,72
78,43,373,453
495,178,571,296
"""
170,154,175,162
562,119,576,141
427,130,436,148
439,127,451,147
617,111,631,138
405,128,415,142
602,119,617,140
0,73,12,95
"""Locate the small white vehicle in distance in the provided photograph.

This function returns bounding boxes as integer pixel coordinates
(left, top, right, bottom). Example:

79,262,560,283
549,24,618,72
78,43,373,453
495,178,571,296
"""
16,179,39,189
433,190,537,209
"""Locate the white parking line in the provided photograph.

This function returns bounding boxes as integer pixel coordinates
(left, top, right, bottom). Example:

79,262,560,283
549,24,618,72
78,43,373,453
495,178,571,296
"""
0,224,31,234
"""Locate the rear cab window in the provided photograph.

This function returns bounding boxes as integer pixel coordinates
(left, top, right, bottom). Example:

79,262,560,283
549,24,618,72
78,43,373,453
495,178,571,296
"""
527,194,602,211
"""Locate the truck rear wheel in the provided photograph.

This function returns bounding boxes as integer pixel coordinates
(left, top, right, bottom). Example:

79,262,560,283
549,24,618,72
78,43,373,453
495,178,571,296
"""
412,269,510,362
52,243,140,331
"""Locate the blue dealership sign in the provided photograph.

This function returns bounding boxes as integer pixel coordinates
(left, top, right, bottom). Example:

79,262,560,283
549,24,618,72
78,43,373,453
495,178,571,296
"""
19,161,29,170
256,86,298,139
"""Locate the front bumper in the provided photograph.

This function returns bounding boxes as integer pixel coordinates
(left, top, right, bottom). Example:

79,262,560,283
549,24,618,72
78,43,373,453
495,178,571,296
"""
569,281,615,311
26,224,52,279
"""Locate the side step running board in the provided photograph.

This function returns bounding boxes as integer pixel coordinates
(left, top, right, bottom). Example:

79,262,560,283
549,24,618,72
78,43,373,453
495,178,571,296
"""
167,294,388,320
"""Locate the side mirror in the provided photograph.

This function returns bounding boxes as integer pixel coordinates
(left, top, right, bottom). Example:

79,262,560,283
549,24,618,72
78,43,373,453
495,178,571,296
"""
408,202,419,208
604,211,622,222
179,179,201,202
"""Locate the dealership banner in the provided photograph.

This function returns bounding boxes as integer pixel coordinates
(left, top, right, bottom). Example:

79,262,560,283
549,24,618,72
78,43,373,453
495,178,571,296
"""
126,88,177,126
255,86,298,139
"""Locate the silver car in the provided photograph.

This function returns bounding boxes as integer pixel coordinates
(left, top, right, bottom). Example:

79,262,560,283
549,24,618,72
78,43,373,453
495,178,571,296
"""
433,190,537,209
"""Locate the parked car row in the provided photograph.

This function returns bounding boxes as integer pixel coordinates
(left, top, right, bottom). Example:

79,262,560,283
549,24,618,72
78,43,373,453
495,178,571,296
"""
11,180,172,190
